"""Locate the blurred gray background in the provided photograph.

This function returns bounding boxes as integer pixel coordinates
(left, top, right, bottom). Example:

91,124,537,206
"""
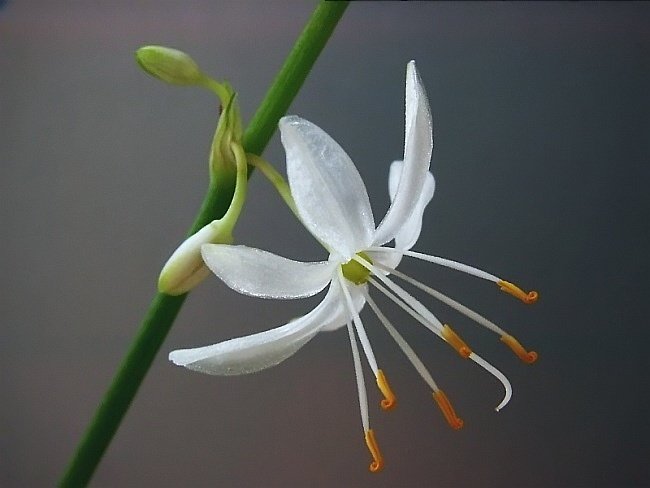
2,1,649,486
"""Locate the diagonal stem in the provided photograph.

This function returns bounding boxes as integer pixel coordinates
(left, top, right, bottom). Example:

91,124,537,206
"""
58,2,349,486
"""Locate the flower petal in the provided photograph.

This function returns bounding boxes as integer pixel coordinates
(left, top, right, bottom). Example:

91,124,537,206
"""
373,61,433,246
389,161,435,250
280,116,375,259
319,283,367,332
169,280,345,375
201,244,335,299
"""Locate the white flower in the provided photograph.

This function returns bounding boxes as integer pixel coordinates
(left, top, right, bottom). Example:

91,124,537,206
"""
169,61,537,472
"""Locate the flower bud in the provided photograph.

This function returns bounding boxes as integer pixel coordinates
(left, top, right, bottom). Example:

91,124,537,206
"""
135,46,203,86
159,220,234,295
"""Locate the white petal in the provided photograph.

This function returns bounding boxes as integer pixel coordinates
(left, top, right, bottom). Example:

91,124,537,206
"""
373,61,433,246
280,116,375,259
391,162,435,250
201,244,335,299
366,162,435,270
367,248,402,271
169,280,345,375
319,283,367,332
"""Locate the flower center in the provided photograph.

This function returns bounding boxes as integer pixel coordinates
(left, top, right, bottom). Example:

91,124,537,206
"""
341,252,373,285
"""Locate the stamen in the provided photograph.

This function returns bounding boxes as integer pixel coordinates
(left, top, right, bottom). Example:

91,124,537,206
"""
367,247,498,282
376,263,507,337
346,322,369,432
497,280,539,304
358,259,445,336
338,272,379,374
432,389,464,430
364,429,384,473
369,278,443,339
441,324,472,359
469,353,512,411
364,289,439,392
501,334,538,363
376,369,397,411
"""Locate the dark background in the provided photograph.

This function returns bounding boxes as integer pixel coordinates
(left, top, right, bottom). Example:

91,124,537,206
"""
2,2,649,486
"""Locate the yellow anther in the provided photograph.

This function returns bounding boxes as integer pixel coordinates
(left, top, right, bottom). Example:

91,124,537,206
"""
432,389,464,430
497,280,539,304
376,369,397,411
501,334,538,363
441,324,472,359
364,429,384,473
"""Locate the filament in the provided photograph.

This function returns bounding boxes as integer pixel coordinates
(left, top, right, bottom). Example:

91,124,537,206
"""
367,247,498,282
375,262,538,364
368,277,443,339
346,321,369,432
377,263,506,336
338,271,378,374
354,256,444,336
364,289,439,392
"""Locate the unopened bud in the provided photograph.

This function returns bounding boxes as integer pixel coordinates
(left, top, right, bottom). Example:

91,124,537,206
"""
159,220,234,295
135,46,203,86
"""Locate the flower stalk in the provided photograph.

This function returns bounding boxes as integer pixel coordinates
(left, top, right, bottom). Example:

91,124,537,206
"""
58,2,349,487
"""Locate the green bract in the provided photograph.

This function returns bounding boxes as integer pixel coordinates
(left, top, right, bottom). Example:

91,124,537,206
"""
209,90,243,185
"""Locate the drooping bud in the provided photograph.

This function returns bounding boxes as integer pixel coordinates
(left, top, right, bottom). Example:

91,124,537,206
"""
158,220,234,295
135,46,204,86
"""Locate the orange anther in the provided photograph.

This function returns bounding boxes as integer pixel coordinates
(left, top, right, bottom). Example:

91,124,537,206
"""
497,280,539,304
442,324,472,359
364,429,384,473
501,334,538,363
376,369,397,411
432,389,464,430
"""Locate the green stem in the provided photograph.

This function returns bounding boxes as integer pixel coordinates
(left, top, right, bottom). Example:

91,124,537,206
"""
58,2,349,487
247,153,299,218
198,76,230,102
242,2,349,155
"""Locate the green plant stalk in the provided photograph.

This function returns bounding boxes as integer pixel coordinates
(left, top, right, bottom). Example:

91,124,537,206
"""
59,2,349,487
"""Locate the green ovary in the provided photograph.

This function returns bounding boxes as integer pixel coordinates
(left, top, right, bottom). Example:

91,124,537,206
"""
341,252,373,285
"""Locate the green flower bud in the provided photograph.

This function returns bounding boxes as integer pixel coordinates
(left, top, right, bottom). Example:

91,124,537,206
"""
135,46,203,86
